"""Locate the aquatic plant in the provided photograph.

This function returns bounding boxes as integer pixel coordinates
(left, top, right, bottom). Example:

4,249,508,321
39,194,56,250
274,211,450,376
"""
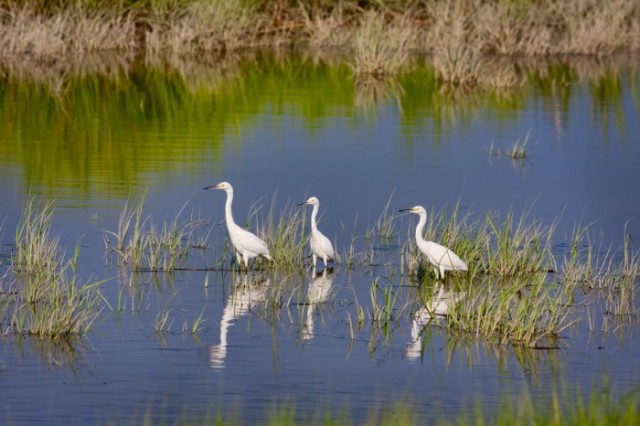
369,279,398,329
13,197,59,275
11,241,105,339
484,207,556,276
105,193,197,272
367,191,398,241
253,196,308,269
9,197,106,339
445,276,575,347
506,134,529,160
154,308,174,333
487,133,530,161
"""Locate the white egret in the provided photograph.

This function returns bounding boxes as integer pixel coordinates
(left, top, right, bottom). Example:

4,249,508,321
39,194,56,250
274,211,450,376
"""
298,196,335,268
399,205,468,279
204,181,272,270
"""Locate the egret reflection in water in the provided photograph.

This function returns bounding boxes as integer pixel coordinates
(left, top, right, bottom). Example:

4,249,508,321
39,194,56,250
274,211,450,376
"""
302,268,335,341
406,282,465,361
209,273,270,369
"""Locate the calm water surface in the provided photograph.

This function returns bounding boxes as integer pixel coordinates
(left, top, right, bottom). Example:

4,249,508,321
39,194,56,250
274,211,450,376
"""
0,53,639,423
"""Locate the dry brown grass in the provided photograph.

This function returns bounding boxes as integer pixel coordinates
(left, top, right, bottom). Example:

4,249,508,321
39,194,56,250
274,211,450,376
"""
144,0,266,56
350,11,414,76
0,4,136,61
1,0,638,85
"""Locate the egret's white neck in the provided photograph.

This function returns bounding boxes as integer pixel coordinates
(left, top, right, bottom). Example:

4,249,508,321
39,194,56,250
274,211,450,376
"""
224,188,236,228
310,203,320,233
415,211,427,245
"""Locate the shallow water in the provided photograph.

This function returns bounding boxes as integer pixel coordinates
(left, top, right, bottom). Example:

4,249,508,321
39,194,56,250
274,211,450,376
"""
0,52,639,423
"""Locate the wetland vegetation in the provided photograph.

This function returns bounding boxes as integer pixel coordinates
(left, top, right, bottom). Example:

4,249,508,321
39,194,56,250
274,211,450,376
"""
1,1,639,424
4,191,638,347
1,0,639,84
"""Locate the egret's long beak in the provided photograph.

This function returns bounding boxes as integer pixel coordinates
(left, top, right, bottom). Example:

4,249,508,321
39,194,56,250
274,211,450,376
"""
297,201,308,206
398,208,412,213
204,184,221,190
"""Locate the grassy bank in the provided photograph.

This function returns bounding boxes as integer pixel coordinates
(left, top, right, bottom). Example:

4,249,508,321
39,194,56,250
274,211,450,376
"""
1,1,638,83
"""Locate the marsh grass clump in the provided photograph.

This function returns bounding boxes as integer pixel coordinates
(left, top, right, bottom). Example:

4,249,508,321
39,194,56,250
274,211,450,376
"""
252,197,308,269
350,11,413,76
505,134,529,160
14,197,60,275
145,0,264,56
368,192,398,241
0,4,136,60
484,208,556,277
105,193,200,272
426,2,484,86
560,224,640,290
2,0,640,76
446,276,575,347
487,133,530,161
10,199,105,339
14,272,104,339
369,279,399,330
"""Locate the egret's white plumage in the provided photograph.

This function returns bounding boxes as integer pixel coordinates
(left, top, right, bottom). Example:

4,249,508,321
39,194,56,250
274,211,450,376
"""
400,205,467,279
205,181,272,270
299,196,335,268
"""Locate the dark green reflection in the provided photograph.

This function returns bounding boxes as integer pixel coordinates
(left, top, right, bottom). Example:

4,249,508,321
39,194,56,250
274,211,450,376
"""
0,52,637,196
